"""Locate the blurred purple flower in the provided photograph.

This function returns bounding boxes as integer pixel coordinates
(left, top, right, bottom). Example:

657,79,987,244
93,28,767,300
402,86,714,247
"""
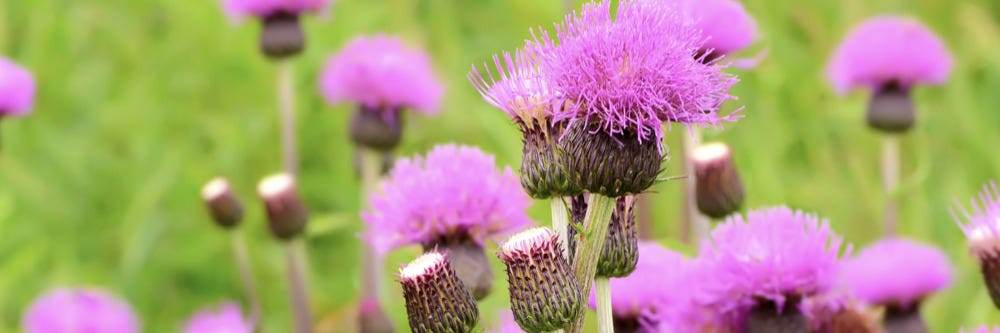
362,144,533,256
840,237,951,307
954,181,1000,259
0,57,36,117
672,0,758,57
827,16,952,94
222,0,333,21
535,0,738,146
488,310,525,333
23,288,139,333
588,242,689,321
320,35,444,114
184,302,252,333
964,327,1000,333
647,258,738,333
699,206,849,314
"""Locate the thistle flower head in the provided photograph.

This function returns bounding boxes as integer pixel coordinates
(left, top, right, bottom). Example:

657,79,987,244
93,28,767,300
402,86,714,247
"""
184,302,253,333
675,0,758,57
499,227,583,333
321,35,444,114
827,16,952,94
536,0,738,146
23,288,139,333
840,237,952,307
647,258,739,333
588,242,689,324
400,251,479,333
222,0,333,21
362,144,533,256
700,206,849,312
0,57,35,117
470,46,559,131
954,181,1000,259
964,327,1000,333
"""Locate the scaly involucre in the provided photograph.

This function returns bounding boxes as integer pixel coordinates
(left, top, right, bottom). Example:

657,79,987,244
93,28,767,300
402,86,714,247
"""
827,16,952,94
23,288,140,333
839,237,952,307
469,45,558,129
0,57,36,116
184,302,253,333
362,144,533,255
700,206,848,314
320,35,445,114
535,0,738,146
222,0,333,21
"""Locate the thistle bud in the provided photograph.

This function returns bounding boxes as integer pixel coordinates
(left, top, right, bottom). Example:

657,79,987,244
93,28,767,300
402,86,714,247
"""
400,251,479,333
883,303,928,333
350,106,403,152
565,195,638,277
560,122,663,198
260,12,305,59
201,177,244,228
498,227,583,333
257,173,308,240
746,298,809,333
867,83,914,133
693,142,745,219
520,123,580,199
424,238,494,300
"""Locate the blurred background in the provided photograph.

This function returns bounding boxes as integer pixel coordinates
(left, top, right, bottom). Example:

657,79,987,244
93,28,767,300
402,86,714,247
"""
2,0,1000,331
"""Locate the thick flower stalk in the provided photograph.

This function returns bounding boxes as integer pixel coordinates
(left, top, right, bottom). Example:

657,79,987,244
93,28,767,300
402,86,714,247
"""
258,173,313,333
954,181,1000,310
184,302,254,333
0,57,36,151
400,251,479,333
23,288,139,333
840,237,952,333
699,206,849,332
499,227,583,333
363,144,533,299
201,178,262,325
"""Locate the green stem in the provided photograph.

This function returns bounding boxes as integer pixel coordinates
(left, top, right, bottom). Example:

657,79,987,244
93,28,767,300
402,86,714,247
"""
595,278,613,333
682,127,709,244
567,194,616,333
277,60,298,176
551,197,570,260
882,135,900,236
284,238,312,333
231,230,262,330
358,148,387,304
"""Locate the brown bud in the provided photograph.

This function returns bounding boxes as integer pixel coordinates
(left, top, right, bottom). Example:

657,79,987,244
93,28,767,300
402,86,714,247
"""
424,238,494,300
260,12,304,59
350,106,403,152
693,142,745,219
867,83,914,133
498,227,582,333
202,177,244,228
400,251,479,333
257,173,309,240
883,303,927,333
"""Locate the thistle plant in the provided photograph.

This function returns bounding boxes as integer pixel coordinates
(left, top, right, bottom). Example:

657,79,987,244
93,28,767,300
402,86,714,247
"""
828,16,952,235
184,302,254,333
201,178,262,325
22,288,139,333
953,181,1000,310
257,173,312,333
0,57,36,151
399,251,479,333
498,227,583,333
840,238,952,333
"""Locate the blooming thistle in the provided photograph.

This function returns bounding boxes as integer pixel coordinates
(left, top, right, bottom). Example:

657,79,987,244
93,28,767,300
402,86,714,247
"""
498,227,583,332
535,0,739,197
693,142,745,219
840,237,951,332
699,206,849,332
399,251,479,333
363,144,532,299
567,195,639,277
827,16,952,132
222,0,333,58
953,181,1000,310
0,57,36,150
672,0,759,62
22,288,139,333
184,302,253,333
321,35,444,152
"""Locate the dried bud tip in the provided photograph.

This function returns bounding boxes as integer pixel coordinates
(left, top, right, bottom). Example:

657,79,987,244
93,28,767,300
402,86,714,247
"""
257,173,308,240
202,177,244,228
500,227,558,257
401,252,447,280
694,142,745,219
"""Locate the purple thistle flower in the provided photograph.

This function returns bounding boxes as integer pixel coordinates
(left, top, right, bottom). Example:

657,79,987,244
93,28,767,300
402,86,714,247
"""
840,237,952,307
488,310,525,333
827,16,952,94
587,242,689,325
469,46,558,130
184,302,253,333
699,206,849,315
362,144,533,256
22,288,139,333
320,35,445,114
0,57,36,117
963,327,1000,333
535,0,738,146
672,0,759,58
222,0,333,21
954,181,1000,259
648,258,740,333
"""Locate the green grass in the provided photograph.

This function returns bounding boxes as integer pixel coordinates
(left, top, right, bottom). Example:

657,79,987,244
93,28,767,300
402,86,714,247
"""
2,0,1000,331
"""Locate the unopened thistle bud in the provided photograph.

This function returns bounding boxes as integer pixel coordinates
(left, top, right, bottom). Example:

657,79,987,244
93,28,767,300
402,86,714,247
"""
568,195,639,277
425,238,494,300
350,106,403,152
201,177,244,228
400,251,478,333
257,173,308,240
867,83,914,133
498,227,583,333
693,142,745,218
259,12,305,59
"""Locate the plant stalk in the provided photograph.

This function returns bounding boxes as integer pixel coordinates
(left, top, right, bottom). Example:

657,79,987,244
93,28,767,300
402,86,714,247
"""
277,60,298,176
551,197,570,260
595,277,614,333
230,230,262,329
682,128,710,244
358,147,387,303
882,135,900,236
284,237,312,333
567,194,617,333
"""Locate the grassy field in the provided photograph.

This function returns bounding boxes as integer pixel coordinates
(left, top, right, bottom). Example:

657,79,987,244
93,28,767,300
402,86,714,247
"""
2,0,1000,331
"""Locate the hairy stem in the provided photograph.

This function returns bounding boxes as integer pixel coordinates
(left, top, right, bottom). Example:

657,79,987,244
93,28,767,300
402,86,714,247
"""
284,238,312,333
231,231,262,329
277,60,298,176
595,278,614,333
551,197,570,260
567,194,617,333
882,135,900,236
